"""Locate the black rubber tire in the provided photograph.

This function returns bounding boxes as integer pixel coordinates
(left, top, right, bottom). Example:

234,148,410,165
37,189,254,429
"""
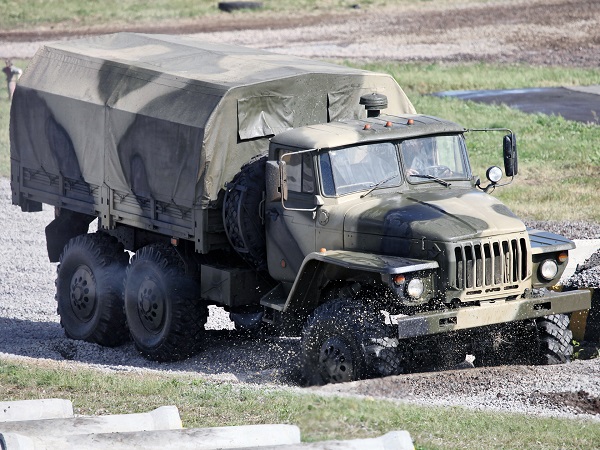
124,244,208,362
472,320,535,367
56,232,129,347
223,154,267,270
473,314,573,367
218,2,263,12
300,298,402,385
531,314,573,365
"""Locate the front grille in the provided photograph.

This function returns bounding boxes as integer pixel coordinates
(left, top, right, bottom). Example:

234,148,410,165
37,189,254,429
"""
454,238,528,293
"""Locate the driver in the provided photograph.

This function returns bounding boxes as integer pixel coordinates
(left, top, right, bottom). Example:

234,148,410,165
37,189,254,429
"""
402,139,430,175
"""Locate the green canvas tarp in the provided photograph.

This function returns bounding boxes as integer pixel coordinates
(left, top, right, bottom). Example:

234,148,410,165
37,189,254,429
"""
11,32,415,208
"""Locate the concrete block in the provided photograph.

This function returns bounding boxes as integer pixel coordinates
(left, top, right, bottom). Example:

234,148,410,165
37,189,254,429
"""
0,405,181,437
0,423,301,450
228,430,415,449
0,399,73,423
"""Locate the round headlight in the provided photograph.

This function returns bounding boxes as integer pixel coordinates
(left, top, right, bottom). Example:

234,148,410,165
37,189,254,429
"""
406,278,424,299
540,259,559,281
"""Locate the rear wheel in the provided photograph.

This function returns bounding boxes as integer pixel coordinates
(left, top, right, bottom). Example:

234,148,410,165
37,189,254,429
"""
124,244,208,362
56,232,129,346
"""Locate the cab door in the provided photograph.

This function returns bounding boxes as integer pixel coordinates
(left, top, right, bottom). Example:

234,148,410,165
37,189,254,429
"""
265,150,317,283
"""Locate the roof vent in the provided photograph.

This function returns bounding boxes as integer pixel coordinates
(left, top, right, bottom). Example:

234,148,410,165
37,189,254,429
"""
360,93,388,117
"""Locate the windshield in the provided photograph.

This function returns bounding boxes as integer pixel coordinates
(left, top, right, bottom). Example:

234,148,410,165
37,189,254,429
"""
320,142,401,196
401,135,470,182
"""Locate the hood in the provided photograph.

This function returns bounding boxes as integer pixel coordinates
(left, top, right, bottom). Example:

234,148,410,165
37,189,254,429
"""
344,188,525,242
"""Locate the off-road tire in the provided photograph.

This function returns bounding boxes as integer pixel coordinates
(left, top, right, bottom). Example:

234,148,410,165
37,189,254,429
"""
531,314,573,365
473,314,573,367
300,298,402,385
218,2,263,12
56,232,129,347
223,154,267,271
124,244,208,362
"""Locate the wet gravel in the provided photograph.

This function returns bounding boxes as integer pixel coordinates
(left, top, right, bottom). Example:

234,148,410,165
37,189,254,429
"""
1,177,600,423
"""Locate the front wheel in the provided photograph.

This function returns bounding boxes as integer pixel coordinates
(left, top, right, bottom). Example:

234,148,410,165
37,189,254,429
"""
473,314,573,367
56,232,129,346
124,244,208,362
300,298,402,385
531,314,573,365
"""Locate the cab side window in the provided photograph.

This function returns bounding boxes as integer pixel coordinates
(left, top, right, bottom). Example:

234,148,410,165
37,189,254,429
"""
282,152,315,194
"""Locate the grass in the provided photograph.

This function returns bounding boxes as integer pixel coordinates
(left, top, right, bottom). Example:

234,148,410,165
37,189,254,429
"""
1,358,599,449
0,0,468,31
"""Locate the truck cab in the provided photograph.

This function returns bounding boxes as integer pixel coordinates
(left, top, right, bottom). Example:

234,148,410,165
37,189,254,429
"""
256,101,589,384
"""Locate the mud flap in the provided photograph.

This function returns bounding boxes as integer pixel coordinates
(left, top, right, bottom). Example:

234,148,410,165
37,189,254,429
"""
45,209,96,262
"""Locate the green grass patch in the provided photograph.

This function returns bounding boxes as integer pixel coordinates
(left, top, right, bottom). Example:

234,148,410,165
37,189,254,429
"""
0,0,445,31
355,62,600,96
1,358,599,449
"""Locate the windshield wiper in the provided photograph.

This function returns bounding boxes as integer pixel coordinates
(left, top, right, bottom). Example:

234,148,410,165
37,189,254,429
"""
360,174,399,198
409,173,451,187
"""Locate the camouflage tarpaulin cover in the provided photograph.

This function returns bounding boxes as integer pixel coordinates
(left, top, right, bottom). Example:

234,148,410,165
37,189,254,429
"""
11,32,415,208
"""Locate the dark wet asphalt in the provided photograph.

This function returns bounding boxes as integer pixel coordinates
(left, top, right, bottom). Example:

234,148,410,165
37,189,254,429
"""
434,86,600,124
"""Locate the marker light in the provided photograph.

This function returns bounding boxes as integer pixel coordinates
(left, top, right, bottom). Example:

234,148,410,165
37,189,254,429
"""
557,252,568,263
393,274,405,286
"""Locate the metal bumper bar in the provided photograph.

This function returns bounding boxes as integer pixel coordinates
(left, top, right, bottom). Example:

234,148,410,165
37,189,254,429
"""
394,289,592,339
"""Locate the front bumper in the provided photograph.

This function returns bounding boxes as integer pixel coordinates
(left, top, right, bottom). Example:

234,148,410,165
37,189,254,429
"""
393,289,591,339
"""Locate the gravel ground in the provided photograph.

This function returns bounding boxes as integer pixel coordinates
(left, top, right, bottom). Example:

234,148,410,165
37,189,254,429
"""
2,0,600,426
1,0,599,67
2,177,600,423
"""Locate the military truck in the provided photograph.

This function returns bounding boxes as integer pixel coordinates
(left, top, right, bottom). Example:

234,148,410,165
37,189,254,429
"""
10,33,590,384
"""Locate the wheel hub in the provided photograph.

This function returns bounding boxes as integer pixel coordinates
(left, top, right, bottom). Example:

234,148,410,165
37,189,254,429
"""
69,265,96,322
318,336,354,383
137,278,165,333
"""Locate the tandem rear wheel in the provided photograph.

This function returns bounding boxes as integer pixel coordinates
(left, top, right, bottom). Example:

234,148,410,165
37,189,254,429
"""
55,232,129,347
123,243,208,362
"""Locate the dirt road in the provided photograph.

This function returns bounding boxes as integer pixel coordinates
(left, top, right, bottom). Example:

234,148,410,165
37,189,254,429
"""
1,0,599,67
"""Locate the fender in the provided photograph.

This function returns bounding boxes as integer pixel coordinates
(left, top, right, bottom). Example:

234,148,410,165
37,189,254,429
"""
281,250,439,315
528,228,576,287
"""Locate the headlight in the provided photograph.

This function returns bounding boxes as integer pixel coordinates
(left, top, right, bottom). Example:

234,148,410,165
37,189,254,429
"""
486,166,503,184
539,259,559,281
406,278,424,299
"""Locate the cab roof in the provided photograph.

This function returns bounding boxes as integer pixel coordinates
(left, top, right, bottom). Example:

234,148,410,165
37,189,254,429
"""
270,114,466,150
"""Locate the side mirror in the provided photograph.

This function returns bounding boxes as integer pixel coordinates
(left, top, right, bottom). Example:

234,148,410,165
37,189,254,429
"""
280,160,289,201
265,161,281,202
503,133,518,177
